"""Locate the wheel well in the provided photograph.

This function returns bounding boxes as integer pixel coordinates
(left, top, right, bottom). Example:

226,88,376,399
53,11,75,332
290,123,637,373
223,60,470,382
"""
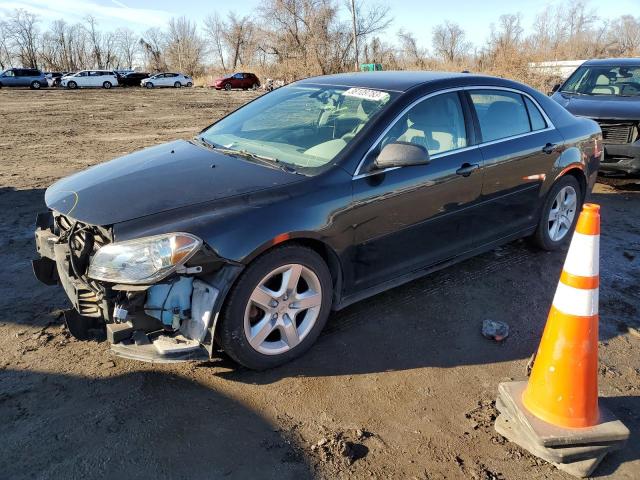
561,168,587,200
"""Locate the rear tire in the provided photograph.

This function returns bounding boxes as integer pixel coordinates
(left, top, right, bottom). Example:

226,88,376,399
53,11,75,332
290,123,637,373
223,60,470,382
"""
30,80,41,90
532,175,583,250
174,81,181,88
217,245,333,370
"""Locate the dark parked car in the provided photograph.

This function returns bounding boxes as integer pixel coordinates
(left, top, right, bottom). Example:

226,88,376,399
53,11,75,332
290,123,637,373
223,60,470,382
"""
0,68,48,89
118,71,150,87
33,72,601,369
211,72,260,90
551,58,640,175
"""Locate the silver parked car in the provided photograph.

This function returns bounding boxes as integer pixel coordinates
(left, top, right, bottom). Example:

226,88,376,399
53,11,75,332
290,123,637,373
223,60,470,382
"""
141,72,193,88
0,68,48,89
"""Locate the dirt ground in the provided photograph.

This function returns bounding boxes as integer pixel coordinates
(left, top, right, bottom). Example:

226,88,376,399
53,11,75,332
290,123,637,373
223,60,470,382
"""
1,88,638,480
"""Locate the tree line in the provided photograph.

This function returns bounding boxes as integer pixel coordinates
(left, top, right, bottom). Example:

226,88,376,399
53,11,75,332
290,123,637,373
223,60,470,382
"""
0,0,638,90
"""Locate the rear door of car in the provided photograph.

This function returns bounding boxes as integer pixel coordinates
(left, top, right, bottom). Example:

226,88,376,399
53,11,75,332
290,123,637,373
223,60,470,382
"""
15,69,30,86
349,90,484,291
232,73,243,88
465,87,565,246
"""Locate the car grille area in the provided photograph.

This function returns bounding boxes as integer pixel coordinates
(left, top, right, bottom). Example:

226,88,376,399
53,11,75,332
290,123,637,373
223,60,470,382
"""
598,122,638,145
53,213,112,318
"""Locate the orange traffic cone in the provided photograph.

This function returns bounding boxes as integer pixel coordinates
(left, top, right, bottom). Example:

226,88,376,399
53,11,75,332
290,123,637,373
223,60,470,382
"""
495,203,629,478
522,203,601,428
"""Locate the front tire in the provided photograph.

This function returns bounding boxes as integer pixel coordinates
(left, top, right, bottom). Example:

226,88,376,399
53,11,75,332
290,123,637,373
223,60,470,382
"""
30,80,41,89
67,81,77,89
217,245,333,370
186,81,193,87
532,175,582,250
145,82,154,89
224,82,232,91
103,81,112,89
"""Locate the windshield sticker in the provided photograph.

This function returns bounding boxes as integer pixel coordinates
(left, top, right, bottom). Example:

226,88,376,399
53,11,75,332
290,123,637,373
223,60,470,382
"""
343,87,390,102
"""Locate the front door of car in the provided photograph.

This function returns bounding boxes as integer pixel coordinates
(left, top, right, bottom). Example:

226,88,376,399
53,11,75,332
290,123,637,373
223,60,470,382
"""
2,69,18,86
465,89,565,246
75,71,89,87
348,91,484,292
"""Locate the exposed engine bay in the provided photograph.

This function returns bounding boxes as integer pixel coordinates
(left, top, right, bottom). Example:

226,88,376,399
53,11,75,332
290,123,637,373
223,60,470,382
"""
32,210,241,362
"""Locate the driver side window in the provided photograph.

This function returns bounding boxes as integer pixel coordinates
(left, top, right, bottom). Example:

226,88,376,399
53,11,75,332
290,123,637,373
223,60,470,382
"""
378,92,467,156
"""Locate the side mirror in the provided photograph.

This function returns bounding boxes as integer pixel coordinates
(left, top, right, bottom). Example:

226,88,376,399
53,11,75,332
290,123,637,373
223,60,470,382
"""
374,142,430,170
548,83,561,95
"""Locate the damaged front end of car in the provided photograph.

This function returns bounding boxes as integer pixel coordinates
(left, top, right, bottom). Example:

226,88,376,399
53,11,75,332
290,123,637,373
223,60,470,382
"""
33,210,243,362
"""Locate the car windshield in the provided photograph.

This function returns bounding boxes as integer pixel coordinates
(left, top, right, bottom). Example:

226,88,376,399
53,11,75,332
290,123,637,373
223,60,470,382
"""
561,65,640,97
200,84,398,173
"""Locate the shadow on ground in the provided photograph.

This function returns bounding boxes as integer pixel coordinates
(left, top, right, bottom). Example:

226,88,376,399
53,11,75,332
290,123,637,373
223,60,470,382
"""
0,368,312,480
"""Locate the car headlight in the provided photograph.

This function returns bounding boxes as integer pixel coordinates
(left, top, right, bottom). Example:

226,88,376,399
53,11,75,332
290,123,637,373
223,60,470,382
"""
87,233,202,284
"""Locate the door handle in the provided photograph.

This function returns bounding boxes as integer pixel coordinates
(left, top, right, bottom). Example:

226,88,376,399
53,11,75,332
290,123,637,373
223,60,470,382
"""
456,163,480,177
542,143,556,154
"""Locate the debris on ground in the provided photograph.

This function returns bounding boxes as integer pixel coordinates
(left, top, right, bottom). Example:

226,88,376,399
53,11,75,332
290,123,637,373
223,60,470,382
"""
310,430,370,466
482,320,509,342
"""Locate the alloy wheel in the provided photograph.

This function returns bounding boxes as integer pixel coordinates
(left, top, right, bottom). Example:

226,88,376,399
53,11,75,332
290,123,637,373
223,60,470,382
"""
244,264,322,355
548,185,577,241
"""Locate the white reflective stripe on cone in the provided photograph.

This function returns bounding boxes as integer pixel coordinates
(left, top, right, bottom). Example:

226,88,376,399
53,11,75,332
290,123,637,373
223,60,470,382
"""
552,282,599,317
564,233,600,277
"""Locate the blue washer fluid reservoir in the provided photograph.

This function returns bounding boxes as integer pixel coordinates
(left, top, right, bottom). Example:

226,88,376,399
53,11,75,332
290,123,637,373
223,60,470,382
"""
144,277,193,329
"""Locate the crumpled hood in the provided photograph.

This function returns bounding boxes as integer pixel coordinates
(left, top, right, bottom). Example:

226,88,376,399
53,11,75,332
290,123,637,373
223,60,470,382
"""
45,140,302,226
552,93,640,121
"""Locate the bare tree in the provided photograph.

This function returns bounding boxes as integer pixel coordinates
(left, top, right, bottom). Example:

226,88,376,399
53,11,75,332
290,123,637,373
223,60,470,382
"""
221,12,255,70
397,29,425,68
116,27,138,69
139,27,167,72
165,17,205,76
85,15,104,68
608,15,640,56
5,9,40,67
203,13,227,71
0,21,12,69
432,21,469,64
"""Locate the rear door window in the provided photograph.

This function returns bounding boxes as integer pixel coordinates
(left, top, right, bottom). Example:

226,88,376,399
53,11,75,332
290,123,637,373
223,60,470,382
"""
470,90,531,142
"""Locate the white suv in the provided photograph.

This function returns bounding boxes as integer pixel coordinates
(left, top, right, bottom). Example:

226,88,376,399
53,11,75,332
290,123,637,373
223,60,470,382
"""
141,73,193,88
61,70,119,89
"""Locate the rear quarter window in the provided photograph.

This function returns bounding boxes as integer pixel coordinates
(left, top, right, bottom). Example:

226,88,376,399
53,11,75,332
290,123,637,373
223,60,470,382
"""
524,97,547,131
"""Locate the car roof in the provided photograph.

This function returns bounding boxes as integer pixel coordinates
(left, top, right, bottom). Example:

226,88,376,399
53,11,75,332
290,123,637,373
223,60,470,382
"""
296,71,488,92
582,58,640,67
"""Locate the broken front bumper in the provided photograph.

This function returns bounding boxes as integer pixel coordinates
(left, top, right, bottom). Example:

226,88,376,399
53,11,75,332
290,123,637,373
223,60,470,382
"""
600,141,640,176
33,211,242,362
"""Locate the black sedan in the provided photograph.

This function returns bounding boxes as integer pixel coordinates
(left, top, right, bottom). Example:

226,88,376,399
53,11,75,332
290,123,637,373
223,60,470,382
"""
33,72,602,369
118,71,150,87
551,58,640,175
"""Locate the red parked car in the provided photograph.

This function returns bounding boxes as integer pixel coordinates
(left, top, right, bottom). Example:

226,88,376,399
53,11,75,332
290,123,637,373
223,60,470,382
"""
210,72,261,90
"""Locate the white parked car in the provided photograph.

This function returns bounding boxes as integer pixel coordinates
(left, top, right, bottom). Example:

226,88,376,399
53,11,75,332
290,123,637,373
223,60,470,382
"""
61,70,119,89
141,73,193,88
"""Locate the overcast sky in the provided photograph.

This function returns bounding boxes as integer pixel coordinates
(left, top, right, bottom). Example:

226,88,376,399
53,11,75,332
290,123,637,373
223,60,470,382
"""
0,0,636,50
